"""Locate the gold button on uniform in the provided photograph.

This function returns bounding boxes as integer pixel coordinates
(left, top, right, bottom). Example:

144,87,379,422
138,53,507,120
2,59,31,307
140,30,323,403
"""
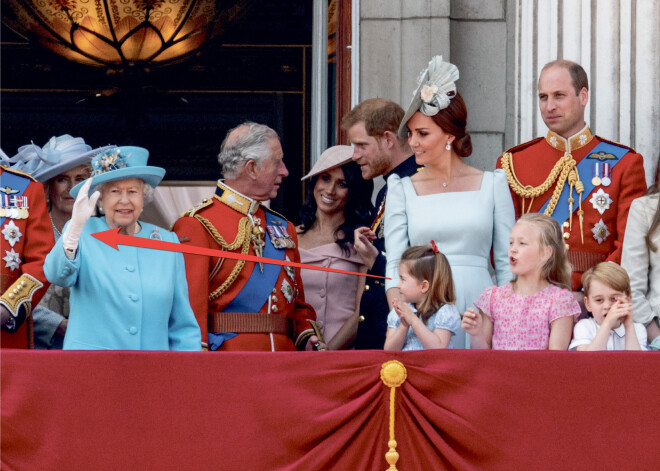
358,315,365,323
364,284,370,291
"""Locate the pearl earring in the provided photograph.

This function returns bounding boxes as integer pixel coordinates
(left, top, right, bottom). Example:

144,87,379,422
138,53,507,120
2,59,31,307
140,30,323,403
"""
445,142,452,151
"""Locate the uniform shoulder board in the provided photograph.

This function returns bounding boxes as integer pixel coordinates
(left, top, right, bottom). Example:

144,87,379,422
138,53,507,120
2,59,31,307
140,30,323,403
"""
0,165,37,182
180,198,213,218
504,137,545,154
262,204,289,222
595,136,636,154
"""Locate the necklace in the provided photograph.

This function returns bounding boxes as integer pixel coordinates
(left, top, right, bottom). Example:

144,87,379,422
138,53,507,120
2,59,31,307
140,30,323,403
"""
440,167,462,189
49,213,62,239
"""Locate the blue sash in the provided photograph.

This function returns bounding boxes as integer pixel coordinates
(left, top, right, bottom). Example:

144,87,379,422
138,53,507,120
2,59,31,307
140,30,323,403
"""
0,170,31,227
539,141,629,224
208,209,288,350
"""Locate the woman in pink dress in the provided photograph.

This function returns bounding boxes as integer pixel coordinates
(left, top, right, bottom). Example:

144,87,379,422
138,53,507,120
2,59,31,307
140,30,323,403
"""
297,146,374,350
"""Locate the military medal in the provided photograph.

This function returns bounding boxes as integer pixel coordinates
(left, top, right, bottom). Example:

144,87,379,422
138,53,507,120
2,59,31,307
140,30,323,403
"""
281,278,294,303
589,188,612,215
283,255,295,280
371,199,386,238
591,163,602,186
601,163,611,186
2,196,29,219
591,219,610,245
267,224,296,249
2,220,23,247
3,248,21,271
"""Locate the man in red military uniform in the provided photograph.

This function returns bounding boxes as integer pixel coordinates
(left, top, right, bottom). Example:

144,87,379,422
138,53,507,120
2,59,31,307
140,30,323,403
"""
497,60,646,290
173,122,317,351
1,164,54,348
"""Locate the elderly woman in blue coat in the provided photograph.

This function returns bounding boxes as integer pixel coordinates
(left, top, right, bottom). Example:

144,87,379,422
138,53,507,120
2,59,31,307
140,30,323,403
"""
44,146,201,350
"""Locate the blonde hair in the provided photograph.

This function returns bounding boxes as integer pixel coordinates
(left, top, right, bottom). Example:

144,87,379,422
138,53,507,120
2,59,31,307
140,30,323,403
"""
513,213,572,290
400,245,455,322
582,262,631,297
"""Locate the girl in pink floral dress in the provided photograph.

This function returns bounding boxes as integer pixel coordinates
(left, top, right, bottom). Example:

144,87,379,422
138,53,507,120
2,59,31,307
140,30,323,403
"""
461,213,580,350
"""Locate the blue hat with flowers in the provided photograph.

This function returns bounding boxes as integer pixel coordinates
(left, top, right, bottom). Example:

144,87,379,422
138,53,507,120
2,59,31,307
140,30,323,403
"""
70,146,165,198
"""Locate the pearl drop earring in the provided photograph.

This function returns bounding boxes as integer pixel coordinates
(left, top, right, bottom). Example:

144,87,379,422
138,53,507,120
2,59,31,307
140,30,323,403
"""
445,142,452,151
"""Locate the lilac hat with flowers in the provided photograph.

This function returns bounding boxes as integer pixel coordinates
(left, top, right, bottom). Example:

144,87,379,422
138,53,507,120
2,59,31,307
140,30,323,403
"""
69,146,165,198
0,135,114,183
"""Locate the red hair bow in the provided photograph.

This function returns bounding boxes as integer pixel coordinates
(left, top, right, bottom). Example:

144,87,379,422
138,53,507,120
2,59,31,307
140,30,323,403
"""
430,240,439,253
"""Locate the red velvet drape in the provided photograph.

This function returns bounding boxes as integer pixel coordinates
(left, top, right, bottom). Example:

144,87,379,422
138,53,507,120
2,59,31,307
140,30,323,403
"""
2,350,658,470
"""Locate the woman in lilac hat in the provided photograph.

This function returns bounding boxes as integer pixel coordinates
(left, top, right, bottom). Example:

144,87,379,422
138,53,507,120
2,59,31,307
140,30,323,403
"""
5,135,113,348
44,146,201,350
297,145,374,349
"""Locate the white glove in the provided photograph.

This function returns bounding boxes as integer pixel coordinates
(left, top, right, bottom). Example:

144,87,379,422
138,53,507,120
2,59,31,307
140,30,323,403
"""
61,178,100,257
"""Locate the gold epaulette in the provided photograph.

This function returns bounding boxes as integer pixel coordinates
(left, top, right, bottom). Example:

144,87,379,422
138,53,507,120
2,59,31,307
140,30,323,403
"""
0,165,38,182
596,136,636,154
180,198,213,218
0,273,43,317
503,137,545,155
262,204,288,221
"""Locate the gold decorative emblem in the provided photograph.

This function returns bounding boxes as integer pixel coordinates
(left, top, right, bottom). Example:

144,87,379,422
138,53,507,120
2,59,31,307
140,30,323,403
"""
249,215,265,272
587,152,617,161
0,186,19,195
380,360,408,471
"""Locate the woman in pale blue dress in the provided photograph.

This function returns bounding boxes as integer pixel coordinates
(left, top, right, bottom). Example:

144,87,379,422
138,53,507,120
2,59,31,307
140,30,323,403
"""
384,56,514,348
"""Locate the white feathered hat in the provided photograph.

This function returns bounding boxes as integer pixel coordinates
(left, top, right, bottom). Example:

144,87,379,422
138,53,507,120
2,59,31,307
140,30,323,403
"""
398,56,460,137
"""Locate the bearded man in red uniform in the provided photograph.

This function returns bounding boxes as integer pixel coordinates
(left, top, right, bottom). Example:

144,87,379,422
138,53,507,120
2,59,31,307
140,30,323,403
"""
1,162,53,348
173,122,318,351
497,60,647,291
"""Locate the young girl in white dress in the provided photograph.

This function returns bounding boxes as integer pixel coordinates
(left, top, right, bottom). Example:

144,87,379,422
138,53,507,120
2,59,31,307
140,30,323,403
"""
384,243,461,351
461,214,580,350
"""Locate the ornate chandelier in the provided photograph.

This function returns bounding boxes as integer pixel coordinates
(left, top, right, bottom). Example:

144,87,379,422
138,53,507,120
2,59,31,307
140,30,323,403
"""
2,0,251,68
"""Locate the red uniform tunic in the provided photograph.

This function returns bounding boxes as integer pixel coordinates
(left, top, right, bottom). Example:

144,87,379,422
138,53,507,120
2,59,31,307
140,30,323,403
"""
172,181,315,351
497,127,647,288
1,166,53,348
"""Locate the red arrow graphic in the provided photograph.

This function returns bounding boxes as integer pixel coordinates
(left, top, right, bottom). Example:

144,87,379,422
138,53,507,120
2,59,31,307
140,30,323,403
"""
92,228,390,279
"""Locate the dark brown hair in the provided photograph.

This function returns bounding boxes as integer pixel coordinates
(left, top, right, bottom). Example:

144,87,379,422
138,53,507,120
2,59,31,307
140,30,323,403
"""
341,98,407,147
400,245,455,322
541,60,589,95
429,92,472,157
